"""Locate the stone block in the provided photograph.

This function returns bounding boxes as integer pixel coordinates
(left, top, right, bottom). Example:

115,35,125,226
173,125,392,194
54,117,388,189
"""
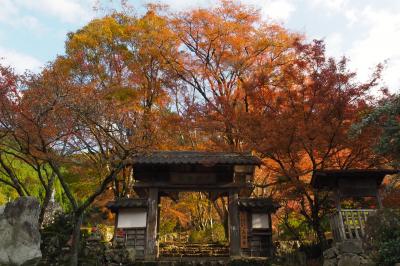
323,258,337,266
338,254,361,266
0,197,42,266
324,247,339,259
339,240,364,254
357,254,374,266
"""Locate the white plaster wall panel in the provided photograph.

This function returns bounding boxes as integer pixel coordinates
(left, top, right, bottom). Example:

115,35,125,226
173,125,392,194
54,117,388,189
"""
117,209,147,228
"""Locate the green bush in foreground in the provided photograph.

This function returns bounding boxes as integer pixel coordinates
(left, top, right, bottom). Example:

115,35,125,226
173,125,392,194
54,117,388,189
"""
364,208,400,266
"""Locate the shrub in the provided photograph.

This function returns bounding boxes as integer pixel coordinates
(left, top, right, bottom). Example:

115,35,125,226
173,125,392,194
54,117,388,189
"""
188,224,228,244
277,212,329,242
377,239,400,266
364,208,400,266
96,224,114,242
159,219,177,236
299,242,322,260
40,212,74,264
188,230,208,243
209,223,227,243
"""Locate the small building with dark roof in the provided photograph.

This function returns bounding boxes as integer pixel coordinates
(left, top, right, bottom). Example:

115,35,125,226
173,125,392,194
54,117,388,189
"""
311,168,398,242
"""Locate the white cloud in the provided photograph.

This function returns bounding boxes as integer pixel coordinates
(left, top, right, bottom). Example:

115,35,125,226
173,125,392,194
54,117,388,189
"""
255,0,296,22
310,0,347,10
0,0,46,32
0,0,95,28
307,1,400,90
0,0,18,21
16,0,95,24
18,0,94,23
309,0,358,25
325,32,344,58
18,16,45,33
347,6,400,90
143,0,295,22
383,58,400,91
142,0,211,12
0,47,43,74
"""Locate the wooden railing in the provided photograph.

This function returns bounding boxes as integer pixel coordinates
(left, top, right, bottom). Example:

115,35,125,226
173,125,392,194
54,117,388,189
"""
329,209,376,241
159,232,189,243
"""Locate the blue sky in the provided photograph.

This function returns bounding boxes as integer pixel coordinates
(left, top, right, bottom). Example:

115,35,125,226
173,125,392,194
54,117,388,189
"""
1,0,399,91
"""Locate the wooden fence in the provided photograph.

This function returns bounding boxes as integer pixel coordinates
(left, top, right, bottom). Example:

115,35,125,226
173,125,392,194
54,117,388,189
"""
329,209,376,241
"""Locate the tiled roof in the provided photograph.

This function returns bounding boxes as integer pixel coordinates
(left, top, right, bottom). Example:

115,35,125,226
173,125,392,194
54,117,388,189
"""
106,198,148,212
128,151,262,165
311,169,399,189
238,198,280,212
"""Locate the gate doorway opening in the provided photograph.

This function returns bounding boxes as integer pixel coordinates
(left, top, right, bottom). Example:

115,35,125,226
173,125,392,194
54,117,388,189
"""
159,192,229,258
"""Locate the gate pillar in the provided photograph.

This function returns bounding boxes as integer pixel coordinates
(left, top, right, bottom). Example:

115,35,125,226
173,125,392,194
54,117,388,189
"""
145,188,159,260
228,190,241,257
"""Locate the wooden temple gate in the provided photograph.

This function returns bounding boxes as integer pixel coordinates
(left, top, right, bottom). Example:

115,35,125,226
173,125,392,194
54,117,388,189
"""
311,169,397,242
107,151,279,260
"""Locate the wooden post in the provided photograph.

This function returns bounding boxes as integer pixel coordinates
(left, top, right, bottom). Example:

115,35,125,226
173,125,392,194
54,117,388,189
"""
376,188,383,209
228,191,241,257
335,190,346,241
112,210,119,245
145,188,159,260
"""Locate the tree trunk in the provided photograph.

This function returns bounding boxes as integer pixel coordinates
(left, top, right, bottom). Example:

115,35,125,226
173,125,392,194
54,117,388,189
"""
283,212,303,243
38,176,55,227
213,198,229,239
70,212,83,266
313,222,327,249
0,155,27,196
12,183,25,197
310,194,327,249
38,189,51,227
223,214,229,240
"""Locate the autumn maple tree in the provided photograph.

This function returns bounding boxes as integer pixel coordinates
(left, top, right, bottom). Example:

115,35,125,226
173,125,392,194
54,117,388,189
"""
168,1,300,152
35,9,184,264
238,40,386,245
0,65,28,197
0,65,64,226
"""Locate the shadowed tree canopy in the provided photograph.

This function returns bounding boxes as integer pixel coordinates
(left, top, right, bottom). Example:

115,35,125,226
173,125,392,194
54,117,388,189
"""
353,94,400,166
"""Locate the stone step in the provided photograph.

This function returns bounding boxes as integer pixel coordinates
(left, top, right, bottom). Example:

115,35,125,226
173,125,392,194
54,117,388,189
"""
160,243,229,257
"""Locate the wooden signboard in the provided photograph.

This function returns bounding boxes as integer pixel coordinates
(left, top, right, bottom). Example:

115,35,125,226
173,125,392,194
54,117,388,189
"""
239,211,248,248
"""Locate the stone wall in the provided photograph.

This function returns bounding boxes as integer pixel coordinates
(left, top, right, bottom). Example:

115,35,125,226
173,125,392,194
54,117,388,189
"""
81,239,136,265
323,240,374,266
0,197,42,265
